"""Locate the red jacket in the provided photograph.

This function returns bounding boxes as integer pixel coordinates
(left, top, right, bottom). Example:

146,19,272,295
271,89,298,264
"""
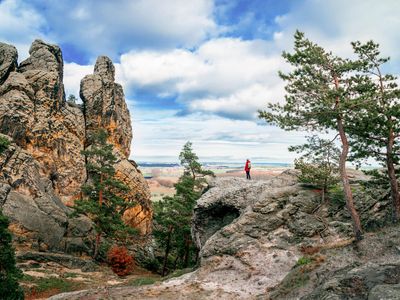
244,160,251,172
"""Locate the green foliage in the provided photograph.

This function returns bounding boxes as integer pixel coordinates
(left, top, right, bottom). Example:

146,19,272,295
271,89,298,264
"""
31,277,77,293
295,256,312,267
23,276,82,299
328,185,346,210
291,135,340,198
348,41,400,165
0,210,24,300
179,142,214,180
0,139,23,300
62,273,79,278
258,30,361,133
0,135,10,153
153,141,214,275
67,94,77,104
128,277,158,286
73,130,136,258
258,30,366,239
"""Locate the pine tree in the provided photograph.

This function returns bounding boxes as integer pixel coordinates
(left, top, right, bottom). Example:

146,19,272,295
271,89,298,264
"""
348,41,400,222
0,136,24,300
67,94,77,104
259,31,364,240
154,141,214,276
74,130,136,259
289,135,340,202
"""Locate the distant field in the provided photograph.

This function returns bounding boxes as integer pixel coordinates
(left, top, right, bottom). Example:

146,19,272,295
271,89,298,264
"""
139,163,291,202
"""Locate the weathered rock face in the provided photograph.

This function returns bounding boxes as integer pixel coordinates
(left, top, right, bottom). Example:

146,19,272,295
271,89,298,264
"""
81,56,132,157
80,59,151,234
0,39,152,252
0,42,18,85
0,135,93,252
0,40,86,202
52,171,399,299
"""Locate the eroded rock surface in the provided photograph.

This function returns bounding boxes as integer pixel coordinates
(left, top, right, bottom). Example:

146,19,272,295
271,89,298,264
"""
81,56,132,157
0,39,152,253
51,171,399,299
0,39,86,202
80,59,151,233
0,42,18,84
0,135,93,252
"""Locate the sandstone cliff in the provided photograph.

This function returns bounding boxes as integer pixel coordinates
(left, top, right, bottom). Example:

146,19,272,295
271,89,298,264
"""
0,40,152,252
50,171,399,299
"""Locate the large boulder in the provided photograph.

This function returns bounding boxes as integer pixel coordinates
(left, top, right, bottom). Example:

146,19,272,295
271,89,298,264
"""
303,263,400,299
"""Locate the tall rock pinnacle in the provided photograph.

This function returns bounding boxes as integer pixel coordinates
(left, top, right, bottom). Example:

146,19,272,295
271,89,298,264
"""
81,56,132,157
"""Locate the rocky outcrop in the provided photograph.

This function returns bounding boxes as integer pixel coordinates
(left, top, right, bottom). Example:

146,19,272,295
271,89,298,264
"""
80,58,152,233
0,39,152,253
51,171,399,299
0,135,93,252
0,40,86,202
0,42,18,85
81,56,132,157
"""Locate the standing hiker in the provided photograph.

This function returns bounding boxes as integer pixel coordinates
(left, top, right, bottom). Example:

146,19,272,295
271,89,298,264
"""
244,159,251,180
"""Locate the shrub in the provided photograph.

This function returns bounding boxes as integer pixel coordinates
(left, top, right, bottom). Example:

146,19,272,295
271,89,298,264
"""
295,256,312,267
107,246,134,276
0,210,24,300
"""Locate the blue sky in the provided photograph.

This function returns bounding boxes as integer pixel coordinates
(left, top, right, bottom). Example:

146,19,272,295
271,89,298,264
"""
1,0,399,162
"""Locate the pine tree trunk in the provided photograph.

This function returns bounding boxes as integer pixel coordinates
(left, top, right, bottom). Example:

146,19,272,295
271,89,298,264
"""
333,74,362,241
337,117,363,240
386,128,400,222
93,173,104,259
99,173,103,206
93,232,101,259
162,225,173,276
173,254,179,270
183,234,190,268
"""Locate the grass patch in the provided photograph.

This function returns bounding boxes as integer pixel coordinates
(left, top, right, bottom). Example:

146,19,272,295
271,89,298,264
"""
296,256,312,267
63,272,79,278
163,267,193,280
22,276,83,299
128,276,158,286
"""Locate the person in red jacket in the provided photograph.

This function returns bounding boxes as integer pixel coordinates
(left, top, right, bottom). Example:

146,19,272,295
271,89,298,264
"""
244,159,251,180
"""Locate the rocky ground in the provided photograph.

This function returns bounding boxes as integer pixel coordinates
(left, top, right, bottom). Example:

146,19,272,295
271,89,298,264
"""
17,251,160,299
48,170,400,299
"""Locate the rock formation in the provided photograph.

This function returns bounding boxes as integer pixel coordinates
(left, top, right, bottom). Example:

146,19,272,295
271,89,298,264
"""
0,40,85,202
50,171,399,299
81,56,132,157
0,40,152,252
81,56,152,235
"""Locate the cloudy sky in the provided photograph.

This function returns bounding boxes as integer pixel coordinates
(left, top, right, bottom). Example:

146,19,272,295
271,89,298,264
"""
1,0,399,163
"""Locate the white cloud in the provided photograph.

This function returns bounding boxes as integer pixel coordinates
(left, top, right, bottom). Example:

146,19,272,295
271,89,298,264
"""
188,83,285,119
129,107,307,163
118,37,286,119
63,63,93,100
0,0,47,60
274,0,400,61
27,0,217,58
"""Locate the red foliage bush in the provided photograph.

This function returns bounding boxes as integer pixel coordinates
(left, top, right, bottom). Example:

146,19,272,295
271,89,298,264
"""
107,246,134,276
